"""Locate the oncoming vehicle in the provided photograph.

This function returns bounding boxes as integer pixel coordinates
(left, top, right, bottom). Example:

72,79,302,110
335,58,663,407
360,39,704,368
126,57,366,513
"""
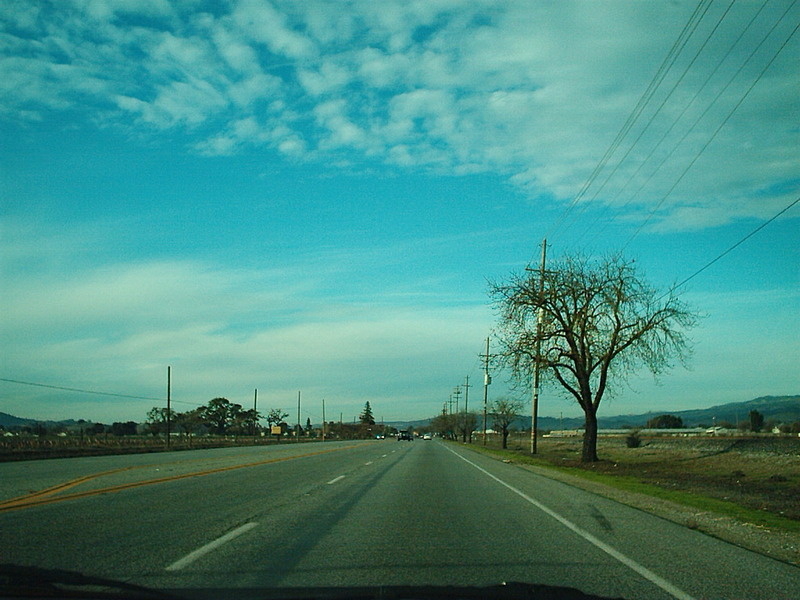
398,431,413,441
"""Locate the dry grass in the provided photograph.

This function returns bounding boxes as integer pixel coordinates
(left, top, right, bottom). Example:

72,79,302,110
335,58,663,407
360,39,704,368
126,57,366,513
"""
489,434,800,523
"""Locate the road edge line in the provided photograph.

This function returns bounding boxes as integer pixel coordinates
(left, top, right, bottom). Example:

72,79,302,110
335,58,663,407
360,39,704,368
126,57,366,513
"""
445,445,696,600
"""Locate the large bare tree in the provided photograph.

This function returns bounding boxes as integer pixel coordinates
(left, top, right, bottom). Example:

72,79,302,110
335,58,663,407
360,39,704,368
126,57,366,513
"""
491,253,697,462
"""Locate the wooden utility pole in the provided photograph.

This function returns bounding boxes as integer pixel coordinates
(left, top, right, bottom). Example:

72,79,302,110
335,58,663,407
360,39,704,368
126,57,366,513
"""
322,398,326,442
463,375,471,443
482,337,491,446
253,388,258,443
531,239,547,455
166,366,171,449
296,391,301,442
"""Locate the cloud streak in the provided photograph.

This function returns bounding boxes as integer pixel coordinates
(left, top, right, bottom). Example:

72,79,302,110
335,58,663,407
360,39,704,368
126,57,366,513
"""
1,220,494,421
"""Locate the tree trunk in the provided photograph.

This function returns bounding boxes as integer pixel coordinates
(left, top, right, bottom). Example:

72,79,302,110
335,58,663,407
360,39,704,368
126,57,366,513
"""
502,427,509,449
581,409,599,462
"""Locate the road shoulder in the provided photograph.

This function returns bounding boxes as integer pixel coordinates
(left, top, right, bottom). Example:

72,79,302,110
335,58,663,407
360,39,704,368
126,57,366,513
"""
460,443,800,567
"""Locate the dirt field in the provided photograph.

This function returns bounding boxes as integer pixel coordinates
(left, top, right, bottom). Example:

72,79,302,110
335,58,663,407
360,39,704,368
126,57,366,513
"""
500,434,800,522
0,435,285,461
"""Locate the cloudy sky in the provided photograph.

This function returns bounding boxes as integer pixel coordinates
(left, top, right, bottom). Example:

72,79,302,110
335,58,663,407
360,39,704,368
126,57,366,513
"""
1,0,798,425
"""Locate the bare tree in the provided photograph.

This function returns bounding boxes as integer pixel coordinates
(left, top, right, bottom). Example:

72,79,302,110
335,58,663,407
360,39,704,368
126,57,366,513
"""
491,253,697,462
430,412,457,440
455,412,478,443
490,398,524,449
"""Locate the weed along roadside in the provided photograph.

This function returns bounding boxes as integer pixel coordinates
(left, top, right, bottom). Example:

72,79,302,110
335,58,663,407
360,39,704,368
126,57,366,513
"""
457,435,800,566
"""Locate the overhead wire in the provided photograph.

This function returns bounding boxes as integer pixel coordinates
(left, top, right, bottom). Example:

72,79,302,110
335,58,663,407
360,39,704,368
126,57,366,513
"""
571,0,738,230
0,376,210,408
622,8,799,248
661,195,800,299
578,0,765,246
542,0,797,263
0,377,165,402
581,5,773,247
540,0,715,252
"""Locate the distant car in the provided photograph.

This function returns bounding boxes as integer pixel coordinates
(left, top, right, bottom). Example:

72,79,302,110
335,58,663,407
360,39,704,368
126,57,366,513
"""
422,433,432,440
398,431,413,441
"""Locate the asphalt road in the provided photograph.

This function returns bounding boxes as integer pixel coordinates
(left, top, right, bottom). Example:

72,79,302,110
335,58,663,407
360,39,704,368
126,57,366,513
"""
1,439,798,599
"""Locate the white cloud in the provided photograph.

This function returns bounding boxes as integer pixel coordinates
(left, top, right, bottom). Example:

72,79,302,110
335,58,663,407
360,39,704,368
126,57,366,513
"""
150,78,229,126
209,21,262,75
1,1,797,229
297,60,352,96
231,0,316,60
71,0,175,22
228,72,280,106
313,99,368,149
277,135,305,157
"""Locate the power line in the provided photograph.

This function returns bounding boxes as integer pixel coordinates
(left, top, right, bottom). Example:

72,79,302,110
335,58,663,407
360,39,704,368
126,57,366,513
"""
574,0,737,227
0,376,200,405
623,2,799,248
664,195,800,298
578,0,767,246
542,0,715,247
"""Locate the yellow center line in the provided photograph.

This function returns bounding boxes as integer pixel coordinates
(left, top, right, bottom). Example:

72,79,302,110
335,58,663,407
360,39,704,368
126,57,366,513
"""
0,445,359,513
1,465,144,506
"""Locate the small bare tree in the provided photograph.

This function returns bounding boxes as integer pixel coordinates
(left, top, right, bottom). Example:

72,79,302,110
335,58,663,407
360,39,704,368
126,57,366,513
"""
490,397,524,449
491,253,697,462
455,412,478,443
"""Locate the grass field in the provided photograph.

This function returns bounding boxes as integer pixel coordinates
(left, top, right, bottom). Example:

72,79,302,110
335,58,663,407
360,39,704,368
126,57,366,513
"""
475,434,800,531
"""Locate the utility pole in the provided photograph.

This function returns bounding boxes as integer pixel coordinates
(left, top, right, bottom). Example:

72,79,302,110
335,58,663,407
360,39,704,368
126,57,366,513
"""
253,388,258,443
322,398,326,442
296,391,301,442
453,385,462,441
531,238,547,455
463,375,471,443
482,337,491,446
166,366,171,449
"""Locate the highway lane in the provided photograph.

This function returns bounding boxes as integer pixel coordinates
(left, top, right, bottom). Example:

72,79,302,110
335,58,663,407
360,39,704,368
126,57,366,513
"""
1,439,798,599
0,441,363,503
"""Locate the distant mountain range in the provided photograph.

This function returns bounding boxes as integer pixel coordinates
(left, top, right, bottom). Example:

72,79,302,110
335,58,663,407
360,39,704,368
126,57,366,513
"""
0,412,88,429
591,395,800,429
387,395,800,430
3,395,798,432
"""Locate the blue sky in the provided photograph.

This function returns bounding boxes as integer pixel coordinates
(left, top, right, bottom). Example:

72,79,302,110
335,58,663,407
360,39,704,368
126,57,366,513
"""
1,0,798,425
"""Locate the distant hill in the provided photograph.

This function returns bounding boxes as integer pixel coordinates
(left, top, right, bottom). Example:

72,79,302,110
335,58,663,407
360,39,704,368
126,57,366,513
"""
389,395,800,431
5,395,798,432
595,395,800,429
0,412,33,428
0,412,86,429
